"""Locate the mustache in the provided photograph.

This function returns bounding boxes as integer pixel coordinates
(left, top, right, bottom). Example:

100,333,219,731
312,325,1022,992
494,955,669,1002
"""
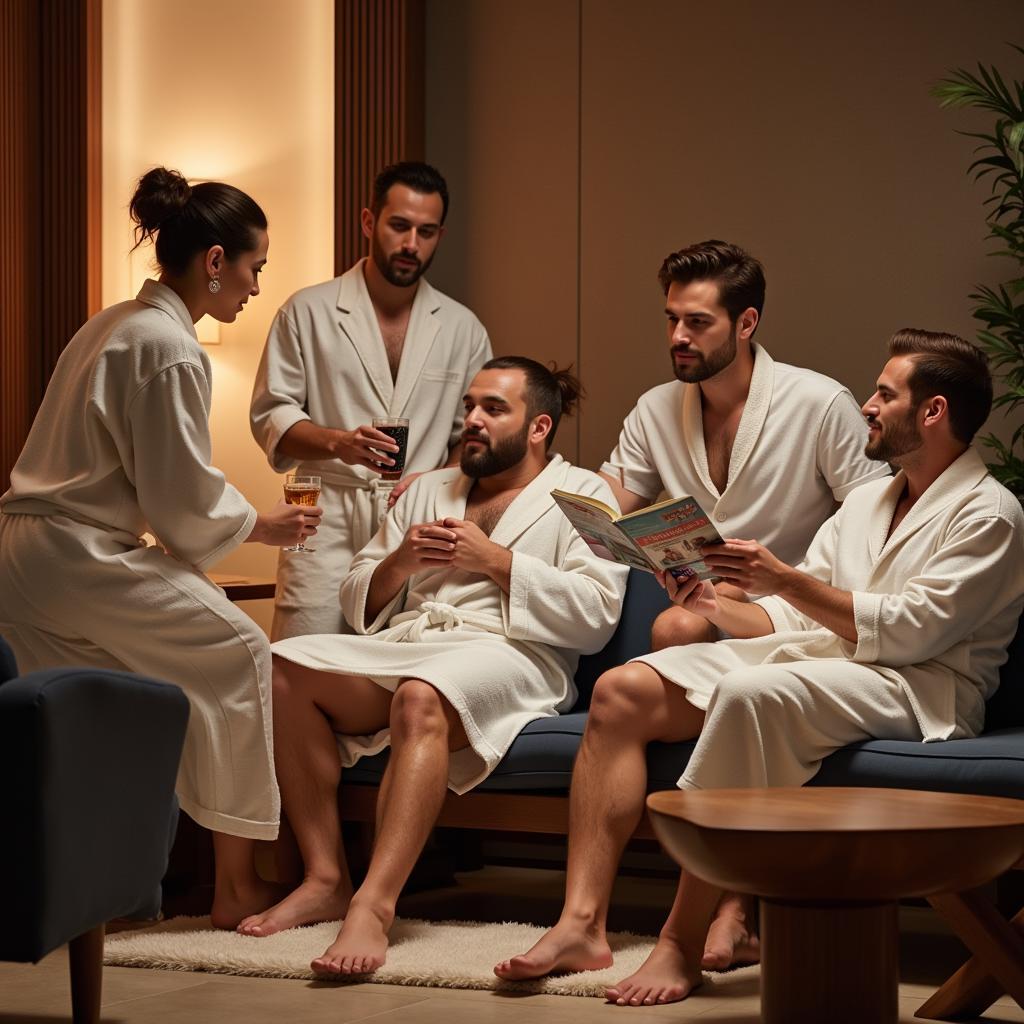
671,345,701,357
391,252,421,267
462,430,489,445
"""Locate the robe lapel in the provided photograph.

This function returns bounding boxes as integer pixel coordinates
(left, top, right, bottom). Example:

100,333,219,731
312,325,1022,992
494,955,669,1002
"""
681,385,718,497
336,261,393,409
726,344,774,488
866,472,907,562
432,469,473,522
392,279,442,417
874,447,991,568
488,454,568,549
136,280,199,340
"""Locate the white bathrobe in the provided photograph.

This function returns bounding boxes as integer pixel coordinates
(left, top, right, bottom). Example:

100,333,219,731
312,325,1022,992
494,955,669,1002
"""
250,260,492,639
602,345,891,567
0,280,278,840
634,447,1024,789
272,455,629,792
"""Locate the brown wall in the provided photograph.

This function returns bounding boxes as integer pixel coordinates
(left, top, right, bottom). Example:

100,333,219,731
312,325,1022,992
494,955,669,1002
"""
425,0,1024,469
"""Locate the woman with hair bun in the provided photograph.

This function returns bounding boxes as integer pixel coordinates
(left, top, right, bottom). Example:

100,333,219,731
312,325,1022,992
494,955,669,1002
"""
0,167,318,927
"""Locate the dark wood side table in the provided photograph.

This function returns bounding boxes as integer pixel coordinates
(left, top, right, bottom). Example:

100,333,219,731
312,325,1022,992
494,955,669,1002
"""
207,573,277,602
647,787,1024,1024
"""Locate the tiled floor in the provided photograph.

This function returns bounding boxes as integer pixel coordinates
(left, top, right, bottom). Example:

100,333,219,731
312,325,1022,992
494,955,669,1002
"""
3,868,1024,1023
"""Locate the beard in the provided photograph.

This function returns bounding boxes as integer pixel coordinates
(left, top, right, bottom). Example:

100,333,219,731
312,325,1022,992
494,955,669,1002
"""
864,412,922,462
460,422,530,478
672,329,737,383
371,233,434,287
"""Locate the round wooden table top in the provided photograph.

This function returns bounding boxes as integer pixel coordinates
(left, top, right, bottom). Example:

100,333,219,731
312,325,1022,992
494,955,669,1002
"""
646,787,1024,900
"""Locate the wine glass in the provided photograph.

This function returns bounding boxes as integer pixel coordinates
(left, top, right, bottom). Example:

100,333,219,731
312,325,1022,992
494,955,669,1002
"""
283,474,321,552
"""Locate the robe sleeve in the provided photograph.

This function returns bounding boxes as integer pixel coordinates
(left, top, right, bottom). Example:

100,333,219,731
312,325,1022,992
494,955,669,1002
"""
600,400,661,501
339,488,415,634
503,474,629,653
449,327,494,449
250,305,311,472
756,512,842,633
127,362,255,570
852,513,1024,667
816,390,892,500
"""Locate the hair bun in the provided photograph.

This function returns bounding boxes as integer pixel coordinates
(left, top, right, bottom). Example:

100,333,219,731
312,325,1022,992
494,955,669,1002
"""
553,366,583,417
129,167,192,240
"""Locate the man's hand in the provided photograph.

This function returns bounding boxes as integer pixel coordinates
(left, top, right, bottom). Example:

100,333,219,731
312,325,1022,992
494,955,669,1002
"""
658,568,720,617
387,471,423,509
248,499,322,547
333,424,400,472
442,517,513,585
700,539,794,596
386,519,458,577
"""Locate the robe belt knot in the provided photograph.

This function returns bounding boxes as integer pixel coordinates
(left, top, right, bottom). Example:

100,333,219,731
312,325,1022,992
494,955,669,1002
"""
418,601,465,631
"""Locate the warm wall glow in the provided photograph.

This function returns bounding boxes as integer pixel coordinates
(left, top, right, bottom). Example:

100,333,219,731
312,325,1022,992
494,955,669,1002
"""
102,0,334,632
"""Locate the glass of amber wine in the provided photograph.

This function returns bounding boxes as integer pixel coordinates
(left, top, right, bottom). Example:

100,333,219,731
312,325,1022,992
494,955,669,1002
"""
283,474,321,552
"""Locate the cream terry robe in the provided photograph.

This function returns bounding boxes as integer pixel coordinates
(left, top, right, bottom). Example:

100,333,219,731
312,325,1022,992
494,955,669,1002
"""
601,344,891,568
250,260,492,639
634,447,1024,790
272,455,629,793
0,280,279,840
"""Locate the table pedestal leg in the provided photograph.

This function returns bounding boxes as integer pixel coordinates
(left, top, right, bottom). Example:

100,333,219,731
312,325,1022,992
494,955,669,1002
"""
760,899,899,1024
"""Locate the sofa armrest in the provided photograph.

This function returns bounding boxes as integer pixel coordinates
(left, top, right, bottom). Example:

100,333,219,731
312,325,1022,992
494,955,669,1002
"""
0,668,189,961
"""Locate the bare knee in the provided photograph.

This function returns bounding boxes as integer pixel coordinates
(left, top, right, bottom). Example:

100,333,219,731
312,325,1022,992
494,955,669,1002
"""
587,664,666,736
390,679,449,741
650,606,718,651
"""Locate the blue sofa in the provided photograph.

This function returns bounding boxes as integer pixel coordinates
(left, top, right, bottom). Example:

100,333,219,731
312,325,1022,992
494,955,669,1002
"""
340,570,1024,833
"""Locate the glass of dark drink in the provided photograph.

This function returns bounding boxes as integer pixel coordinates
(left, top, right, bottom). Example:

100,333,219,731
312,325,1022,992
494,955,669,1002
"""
372,417,409,480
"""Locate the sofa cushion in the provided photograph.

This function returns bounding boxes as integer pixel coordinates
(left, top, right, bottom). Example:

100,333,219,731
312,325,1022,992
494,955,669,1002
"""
984,618,1024,731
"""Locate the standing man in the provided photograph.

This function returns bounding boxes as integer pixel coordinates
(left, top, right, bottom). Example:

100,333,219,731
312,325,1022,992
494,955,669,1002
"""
251,162,492,639
599,240,890,650
497,330,1024,1004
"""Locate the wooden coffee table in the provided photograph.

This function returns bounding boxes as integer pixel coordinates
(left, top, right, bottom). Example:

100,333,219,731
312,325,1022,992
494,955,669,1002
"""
647,787,1024,1024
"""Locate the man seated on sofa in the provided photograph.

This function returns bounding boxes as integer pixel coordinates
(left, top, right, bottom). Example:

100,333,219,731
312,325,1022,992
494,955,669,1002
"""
235,356,629,976
496,329,1024,1005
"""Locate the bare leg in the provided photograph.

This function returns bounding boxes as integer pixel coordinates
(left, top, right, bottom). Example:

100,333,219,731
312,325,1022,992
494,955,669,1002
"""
312,679,468,975
650,582,745,651
211,832,283,930
606,868,721,1005
702,891,760,969
494,664,704,980
238,658,393,936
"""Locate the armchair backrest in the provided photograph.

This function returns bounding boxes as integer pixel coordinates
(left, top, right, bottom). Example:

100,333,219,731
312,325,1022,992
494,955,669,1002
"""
0,636,18,684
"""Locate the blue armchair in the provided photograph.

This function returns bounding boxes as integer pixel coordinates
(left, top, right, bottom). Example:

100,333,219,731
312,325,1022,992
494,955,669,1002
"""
0,637,189,1024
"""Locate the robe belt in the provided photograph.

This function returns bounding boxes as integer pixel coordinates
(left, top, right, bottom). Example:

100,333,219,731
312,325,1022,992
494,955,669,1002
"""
314,471,395,524
387,601,505,641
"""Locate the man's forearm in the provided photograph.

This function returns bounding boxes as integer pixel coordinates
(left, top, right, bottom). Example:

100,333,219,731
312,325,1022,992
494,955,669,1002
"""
706,596,775,638
364,553,408,626
277,420,343,461
773,568,857,643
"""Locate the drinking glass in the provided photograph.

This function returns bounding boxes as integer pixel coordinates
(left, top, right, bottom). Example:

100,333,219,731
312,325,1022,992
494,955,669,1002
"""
283,474,321,552
372,417,410,480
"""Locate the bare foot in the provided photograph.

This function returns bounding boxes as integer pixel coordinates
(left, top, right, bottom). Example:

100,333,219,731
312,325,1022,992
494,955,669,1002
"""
311,901,391,975
494,919,613,981
211,878,286,931
701,893,760,970
237,877,352,937
605,936,702,1006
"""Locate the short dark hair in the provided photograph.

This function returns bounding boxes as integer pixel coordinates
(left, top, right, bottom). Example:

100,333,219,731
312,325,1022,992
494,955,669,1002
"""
371,161,449,223
129,167,267,276
657,239,766,327
888,328,992,444
481,356,583,449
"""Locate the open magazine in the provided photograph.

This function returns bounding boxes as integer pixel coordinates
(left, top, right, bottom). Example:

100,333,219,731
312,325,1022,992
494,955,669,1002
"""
551,489,722,581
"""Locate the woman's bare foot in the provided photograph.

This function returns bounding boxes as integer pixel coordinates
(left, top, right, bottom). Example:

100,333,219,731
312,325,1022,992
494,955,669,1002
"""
605,935,703,1006
211,878,286,931
237,877,351,937
701,893,760,970
311,901,392,975
494,919,613,981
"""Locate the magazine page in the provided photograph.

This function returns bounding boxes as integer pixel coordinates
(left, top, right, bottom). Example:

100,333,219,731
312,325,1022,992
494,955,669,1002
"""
550,492,653,571
614,496,722,581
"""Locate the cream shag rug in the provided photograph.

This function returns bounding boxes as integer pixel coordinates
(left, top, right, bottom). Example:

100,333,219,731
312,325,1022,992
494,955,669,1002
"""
104,916,759,998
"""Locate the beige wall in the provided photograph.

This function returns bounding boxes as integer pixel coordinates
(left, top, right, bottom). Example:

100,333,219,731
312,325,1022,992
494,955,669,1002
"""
426,0,1024,469
102,0,334,631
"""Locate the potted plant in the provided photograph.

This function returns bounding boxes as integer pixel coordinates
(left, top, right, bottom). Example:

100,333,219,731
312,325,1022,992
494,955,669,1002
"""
934,48,1024,500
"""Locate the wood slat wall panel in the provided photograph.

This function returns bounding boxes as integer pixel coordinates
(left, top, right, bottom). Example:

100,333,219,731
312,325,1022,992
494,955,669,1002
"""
335,0,425,275
1,0,100,489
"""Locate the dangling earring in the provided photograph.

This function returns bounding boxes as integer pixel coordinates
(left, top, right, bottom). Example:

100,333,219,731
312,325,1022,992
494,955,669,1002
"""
208,277,221,294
